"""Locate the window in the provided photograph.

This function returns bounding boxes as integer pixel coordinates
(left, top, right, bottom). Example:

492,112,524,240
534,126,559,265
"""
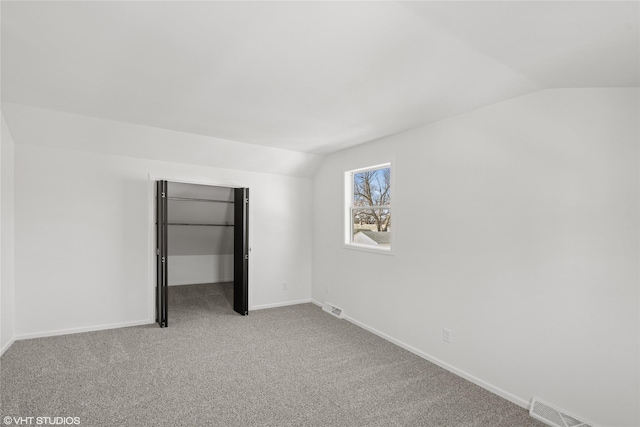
345,163,392,253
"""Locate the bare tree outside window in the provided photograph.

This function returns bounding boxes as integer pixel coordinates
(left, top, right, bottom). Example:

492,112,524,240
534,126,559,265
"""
347,164,391,250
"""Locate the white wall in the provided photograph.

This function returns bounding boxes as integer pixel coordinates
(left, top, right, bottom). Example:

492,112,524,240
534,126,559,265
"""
165,182,235,286
1,103,322,177
1,114,16,354
5,106,313,338
168,255,233,286
312,88,639,427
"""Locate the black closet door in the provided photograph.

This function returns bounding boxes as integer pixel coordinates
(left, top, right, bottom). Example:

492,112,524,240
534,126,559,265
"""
233,188,249,315
156,180,168,327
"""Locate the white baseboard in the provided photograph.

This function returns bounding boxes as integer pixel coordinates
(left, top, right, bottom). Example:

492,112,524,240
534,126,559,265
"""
14,319,154,341
250,298,312,311
342,313,530,410
1,337,16,357
311,299,529,410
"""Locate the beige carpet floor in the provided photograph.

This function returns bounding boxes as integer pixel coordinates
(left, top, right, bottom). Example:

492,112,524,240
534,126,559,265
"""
1,283,545,427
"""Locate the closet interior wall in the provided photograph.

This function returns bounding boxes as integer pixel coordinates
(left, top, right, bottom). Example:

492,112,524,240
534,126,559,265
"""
167,182,235,287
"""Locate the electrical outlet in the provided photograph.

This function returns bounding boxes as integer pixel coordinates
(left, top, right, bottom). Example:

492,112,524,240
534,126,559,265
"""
443,328,452,343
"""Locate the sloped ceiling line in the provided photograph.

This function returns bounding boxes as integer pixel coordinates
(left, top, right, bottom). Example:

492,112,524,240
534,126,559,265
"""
1,1,638,154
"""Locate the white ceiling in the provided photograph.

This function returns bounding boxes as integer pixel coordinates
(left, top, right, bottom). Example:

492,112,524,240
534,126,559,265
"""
2,1,638,154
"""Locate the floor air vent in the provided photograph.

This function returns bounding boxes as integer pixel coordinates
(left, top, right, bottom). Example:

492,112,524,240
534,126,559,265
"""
322,303,343,319
530,398,595,427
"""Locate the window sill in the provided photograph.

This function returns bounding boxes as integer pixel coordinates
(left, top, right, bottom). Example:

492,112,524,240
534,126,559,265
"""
343,243,394,256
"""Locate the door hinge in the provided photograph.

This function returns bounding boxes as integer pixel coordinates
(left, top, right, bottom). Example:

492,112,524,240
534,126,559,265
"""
161,257,166,263
245,198,249,204
156,248,160,256
245,255,249,260
161,192,166,198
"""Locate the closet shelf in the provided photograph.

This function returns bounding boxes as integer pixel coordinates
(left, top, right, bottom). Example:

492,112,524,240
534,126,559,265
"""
167,197,234,204
168,223,234,227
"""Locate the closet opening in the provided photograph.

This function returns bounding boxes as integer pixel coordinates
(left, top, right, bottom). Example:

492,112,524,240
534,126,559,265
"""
155,180,249,327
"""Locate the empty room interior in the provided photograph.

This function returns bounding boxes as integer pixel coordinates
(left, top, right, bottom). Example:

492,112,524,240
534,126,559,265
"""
1,1,639,427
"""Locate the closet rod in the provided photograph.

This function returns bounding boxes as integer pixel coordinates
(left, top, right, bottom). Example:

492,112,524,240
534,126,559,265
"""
167,197,234,204
168,223,234,227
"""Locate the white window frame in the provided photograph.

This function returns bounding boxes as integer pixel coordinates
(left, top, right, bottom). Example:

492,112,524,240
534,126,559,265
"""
344,162,394,255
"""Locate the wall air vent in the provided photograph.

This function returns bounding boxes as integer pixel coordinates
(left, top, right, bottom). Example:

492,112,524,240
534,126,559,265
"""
530,398,596,427
322,302,343,319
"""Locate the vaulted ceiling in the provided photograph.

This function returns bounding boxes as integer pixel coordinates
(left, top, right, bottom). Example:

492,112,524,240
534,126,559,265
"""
2,1,638,154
